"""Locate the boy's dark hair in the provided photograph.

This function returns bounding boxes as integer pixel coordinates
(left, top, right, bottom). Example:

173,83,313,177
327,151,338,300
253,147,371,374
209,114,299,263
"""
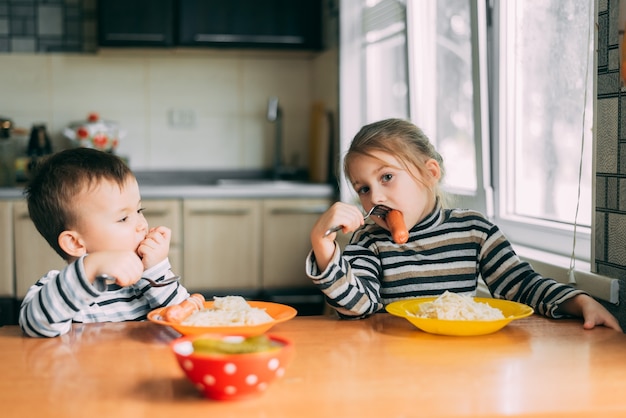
24,147,134,260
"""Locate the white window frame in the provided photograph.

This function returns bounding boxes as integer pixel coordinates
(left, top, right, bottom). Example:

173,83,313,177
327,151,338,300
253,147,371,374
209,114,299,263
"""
407,0,493,218
339,0,618,303
489,0,592,263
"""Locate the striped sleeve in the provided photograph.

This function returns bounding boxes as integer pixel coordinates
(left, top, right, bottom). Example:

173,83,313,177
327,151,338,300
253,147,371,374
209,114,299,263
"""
19,256,190,338
305,206,587,319
477,221,586,317
306,241,384,318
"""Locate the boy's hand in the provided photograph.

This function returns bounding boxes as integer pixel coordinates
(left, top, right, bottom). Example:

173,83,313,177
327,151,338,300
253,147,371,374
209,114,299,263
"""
137,226,171,270
84,251,144,287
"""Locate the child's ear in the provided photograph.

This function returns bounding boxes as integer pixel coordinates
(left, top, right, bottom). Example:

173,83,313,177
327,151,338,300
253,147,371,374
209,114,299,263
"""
425,158,441,183
58,230,87,258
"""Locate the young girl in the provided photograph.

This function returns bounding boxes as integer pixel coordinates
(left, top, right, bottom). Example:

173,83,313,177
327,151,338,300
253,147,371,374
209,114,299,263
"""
306,118,622,331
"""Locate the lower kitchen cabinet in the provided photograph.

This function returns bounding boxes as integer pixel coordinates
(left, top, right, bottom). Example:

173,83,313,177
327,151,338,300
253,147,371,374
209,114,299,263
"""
12,199,182,300
0,201,13,298
5,194,332,322
182,197,332,293
142,199,183,279
13,201,65,299
183,199,262,291
262,198,330,288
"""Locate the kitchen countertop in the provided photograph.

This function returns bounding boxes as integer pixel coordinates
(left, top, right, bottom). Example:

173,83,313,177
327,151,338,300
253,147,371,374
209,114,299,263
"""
2,314,626,417
0,170,338,200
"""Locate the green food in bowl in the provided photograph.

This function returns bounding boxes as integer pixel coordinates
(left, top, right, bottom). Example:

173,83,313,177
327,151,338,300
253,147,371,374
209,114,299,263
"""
192,334,280,354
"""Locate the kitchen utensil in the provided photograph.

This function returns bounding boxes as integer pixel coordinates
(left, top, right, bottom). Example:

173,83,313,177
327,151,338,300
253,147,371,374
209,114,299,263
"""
386,297,534,336
96,274,181,288
323,204,391,237
0,116,17,187
308,101,330,183
148,301,297,336
63,113,125,153
0,138,16,187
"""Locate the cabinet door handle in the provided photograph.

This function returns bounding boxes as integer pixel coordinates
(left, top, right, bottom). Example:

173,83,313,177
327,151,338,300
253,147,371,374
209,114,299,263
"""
106,33,166,42
188,209,250,216
270,206,329,215
194,34,304,45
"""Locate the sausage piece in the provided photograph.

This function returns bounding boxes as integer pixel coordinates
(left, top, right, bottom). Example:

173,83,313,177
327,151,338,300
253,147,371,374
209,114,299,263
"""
386,209,409,244
162,293,205,323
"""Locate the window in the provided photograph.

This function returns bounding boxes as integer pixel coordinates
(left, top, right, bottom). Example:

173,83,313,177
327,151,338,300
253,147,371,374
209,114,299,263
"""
340,0,594,261
338,0,410,202
363,0,409,121
408,0,480,194
493,0,594,261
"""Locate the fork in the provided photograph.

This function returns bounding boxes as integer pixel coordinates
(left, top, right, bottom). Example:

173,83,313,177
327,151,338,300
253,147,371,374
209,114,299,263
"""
96,274,181,288
323,204,391,237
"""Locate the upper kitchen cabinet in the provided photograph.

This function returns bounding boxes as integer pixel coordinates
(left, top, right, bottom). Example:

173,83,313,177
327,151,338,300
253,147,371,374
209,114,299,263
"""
98,0,176,47
178,0,322,50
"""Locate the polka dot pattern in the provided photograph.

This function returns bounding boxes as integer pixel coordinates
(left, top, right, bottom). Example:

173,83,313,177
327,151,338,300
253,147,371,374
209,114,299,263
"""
172,334,294,401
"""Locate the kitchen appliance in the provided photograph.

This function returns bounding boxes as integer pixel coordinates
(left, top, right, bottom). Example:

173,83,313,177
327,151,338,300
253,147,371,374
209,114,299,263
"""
0,116,12,138
0,116,16,187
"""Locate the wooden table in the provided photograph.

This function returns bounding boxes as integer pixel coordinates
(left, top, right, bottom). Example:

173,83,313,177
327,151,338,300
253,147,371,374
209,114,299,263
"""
2,314,626,418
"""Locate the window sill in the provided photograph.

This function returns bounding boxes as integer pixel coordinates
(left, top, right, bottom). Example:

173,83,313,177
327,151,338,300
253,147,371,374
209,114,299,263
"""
478,245,619,304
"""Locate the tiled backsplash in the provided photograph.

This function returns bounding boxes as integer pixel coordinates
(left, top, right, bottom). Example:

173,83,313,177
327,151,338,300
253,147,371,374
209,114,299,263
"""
0,0,338,173
596,0,626,324
0,0,97,53
1,49,338,171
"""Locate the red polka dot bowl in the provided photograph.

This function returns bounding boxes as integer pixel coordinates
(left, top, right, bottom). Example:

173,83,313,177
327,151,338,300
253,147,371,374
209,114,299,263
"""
170,333,294,401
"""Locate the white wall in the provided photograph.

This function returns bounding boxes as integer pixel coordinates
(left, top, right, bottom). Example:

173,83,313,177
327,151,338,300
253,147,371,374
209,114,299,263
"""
1,48,338,172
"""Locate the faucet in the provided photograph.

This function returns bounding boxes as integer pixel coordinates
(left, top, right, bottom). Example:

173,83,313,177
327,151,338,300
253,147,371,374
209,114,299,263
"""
267,97,284,180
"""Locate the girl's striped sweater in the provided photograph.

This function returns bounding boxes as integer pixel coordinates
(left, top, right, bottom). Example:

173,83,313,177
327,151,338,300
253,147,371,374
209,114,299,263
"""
306,204,585,319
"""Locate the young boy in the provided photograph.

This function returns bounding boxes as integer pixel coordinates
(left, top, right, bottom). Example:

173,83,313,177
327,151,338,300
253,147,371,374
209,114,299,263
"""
19,148,191,337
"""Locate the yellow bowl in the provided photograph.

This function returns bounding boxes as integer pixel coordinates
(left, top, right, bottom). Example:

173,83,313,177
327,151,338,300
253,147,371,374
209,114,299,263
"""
385,297,534,336
148,301,297,336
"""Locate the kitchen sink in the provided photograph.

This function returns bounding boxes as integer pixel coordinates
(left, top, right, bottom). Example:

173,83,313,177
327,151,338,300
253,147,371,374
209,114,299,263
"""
133,170,310,188
215,179,305,187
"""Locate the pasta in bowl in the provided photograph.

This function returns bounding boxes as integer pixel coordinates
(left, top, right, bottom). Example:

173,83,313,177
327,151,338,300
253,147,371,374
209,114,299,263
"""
386,291,534,336
148,297,297,336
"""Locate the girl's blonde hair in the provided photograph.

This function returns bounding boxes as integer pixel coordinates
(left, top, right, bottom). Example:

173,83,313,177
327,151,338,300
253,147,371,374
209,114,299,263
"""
343,118,449,207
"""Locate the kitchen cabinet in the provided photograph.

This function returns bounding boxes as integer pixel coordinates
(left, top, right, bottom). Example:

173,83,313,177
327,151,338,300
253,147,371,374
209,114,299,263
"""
261,198,329,288
142,199,183,278
97,0,175,47
97,0,322,50
13,201,65,299
183,199,262,291
12,199,182,299
0,200,15,325
183,197,332,292
5,193,331,319
178,0,322,50
0,201,13,297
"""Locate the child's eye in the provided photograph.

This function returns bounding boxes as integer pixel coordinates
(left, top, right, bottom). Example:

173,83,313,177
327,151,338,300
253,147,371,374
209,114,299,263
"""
119,216,128,222
381,173,393,183
357,185,370,195
138,207,146,214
